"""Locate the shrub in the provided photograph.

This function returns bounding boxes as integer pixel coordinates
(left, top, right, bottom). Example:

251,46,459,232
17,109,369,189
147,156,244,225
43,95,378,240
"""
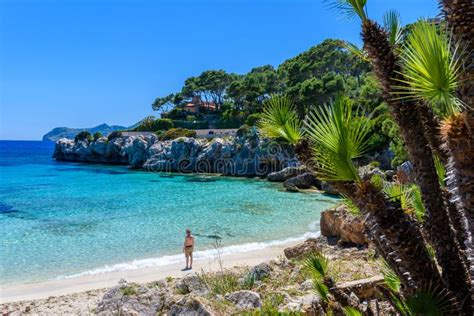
172,120,209,129
74,131,93,142
93,132,103,141
236,124,251,138
159,128,196,141
134,117,174,132
186,115,196,122
120,286,137,296
154,118,174,130
245,113,263,126
368,161,381,168
107,131,122,140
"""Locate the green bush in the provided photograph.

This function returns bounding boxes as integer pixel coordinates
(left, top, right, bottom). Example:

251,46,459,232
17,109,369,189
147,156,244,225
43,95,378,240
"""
172,120,209,129
159,128,197,141
107,131,122,140
186,115,196,122
236,124,251,138
134,117,174,132
245,113,263,126
93,132,103,141
74,131,93,142
120,286,137,296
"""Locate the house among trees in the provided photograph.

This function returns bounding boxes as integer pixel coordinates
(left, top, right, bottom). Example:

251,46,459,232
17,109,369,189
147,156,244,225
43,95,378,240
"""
184,96,216,114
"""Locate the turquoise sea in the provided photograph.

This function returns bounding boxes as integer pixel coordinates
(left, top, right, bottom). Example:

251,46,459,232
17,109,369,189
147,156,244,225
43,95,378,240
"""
0,140,338,285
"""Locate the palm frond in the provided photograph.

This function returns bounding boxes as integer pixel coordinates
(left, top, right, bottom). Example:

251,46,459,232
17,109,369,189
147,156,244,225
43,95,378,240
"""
342,306,363,316
304,95,372,182
257,94,302,144
302,252,329,280
404,286,456,315
433,155,446,187
343,41,368,62
380,260,401,293
341,195,361,216
384,183,425,221
383,10,403,47
394,21,464,118
328,0,368,21
314,280,330,302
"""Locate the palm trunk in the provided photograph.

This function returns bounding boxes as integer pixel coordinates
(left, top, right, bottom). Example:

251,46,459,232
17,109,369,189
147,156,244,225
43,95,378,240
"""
441,112,474,305
334,181,443,295
361,19,471,313
417,101,448,163
417,102,469,259
441,0,474,305
440,0,474,110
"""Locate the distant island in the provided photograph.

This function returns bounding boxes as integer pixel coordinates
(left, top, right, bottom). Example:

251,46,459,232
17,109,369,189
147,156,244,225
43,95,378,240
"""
42,124,129,141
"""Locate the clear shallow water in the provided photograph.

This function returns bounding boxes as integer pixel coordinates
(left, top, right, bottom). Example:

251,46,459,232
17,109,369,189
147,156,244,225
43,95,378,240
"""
0,141,338,284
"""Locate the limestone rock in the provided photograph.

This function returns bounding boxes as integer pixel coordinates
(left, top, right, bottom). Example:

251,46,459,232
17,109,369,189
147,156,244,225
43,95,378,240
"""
283,238,321,260
96,280,165,315
54,132,300,177
320,181,339,195
267,166,306,182
174,275,209,296
283,172,320,191
320,205,367,246
299,279,314,291
336,275,384,300
280,294,320,313
225,290,262,310
168,296,212,316
250,262,273,281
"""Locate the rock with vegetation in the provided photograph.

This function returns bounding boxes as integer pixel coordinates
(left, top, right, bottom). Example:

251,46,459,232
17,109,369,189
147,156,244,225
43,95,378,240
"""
283,172,320,192
225,290,262,310
266,166,307,182
54,131,298,177
283,238,321,260
320,205,367,246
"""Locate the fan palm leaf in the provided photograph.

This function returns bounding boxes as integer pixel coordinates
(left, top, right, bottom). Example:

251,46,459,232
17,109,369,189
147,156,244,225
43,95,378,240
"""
329,0,368,21
257,95,302,144
302,252,329,280
304,95,371,182
383,10,403,47
342,41,368,62
395,21,464,117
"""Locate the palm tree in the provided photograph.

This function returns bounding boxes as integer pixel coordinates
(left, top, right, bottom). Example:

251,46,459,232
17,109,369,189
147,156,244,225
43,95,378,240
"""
329,1,470,310
396,19,474,306
304,95,444,295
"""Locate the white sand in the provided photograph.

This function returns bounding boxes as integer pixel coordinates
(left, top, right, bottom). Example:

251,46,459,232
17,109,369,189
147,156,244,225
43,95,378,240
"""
1,241,296,304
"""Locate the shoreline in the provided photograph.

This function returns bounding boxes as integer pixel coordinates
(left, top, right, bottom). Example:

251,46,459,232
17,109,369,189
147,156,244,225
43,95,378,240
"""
1,236,303,304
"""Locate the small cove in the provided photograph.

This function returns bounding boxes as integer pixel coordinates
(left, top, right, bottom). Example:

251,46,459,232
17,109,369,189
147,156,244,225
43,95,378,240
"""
0,141,338,285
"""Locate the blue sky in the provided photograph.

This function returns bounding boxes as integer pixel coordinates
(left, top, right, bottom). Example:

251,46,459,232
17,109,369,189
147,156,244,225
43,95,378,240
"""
0,0,439,140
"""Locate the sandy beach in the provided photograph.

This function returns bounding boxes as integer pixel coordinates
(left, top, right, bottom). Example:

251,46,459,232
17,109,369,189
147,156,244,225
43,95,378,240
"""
1,240,297,305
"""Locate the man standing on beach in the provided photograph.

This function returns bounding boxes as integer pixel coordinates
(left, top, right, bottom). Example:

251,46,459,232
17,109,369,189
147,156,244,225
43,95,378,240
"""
183,229,194,270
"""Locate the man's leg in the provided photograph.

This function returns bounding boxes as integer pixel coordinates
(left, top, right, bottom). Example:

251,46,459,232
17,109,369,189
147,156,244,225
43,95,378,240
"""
189,253,193,269
185,254,189,269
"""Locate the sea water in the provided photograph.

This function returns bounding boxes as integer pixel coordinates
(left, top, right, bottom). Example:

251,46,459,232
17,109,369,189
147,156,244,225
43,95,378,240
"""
0,140,338,284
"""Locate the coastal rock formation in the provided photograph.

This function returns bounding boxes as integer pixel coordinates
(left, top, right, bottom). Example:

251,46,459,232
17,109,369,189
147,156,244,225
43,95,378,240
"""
320,205,367,246
283,172,320,192
266,166,307,182
283,238,321,259
53,131,299,177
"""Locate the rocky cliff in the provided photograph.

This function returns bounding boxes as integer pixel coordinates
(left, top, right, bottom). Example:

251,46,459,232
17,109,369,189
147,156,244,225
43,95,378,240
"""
53,129,299,177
